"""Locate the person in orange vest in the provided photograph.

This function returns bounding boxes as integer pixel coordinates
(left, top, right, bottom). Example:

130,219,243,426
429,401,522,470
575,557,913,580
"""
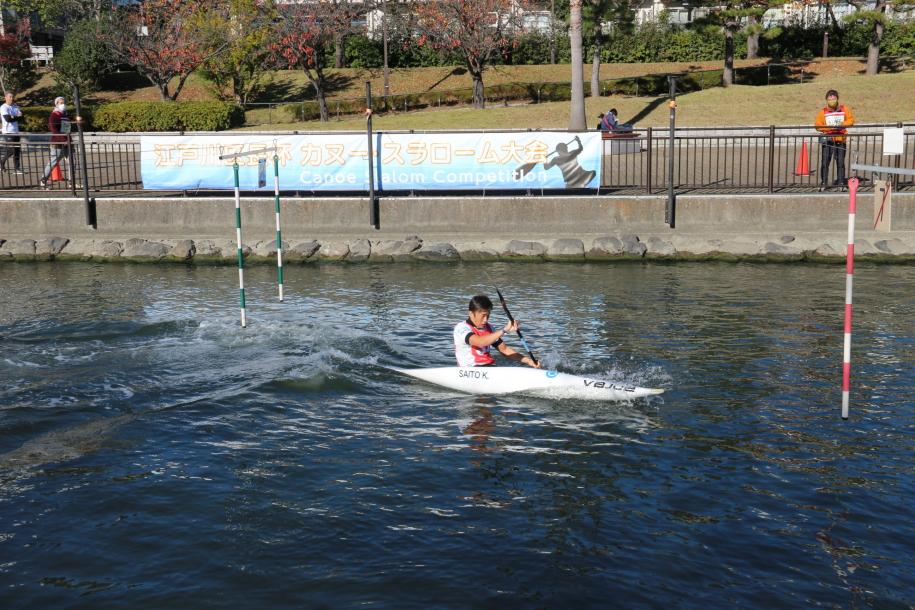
815,89,855,190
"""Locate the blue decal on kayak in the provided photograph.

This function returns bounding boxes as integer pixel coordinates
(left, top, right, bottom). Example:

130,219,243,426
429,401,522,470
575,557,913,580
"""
546,370,559,378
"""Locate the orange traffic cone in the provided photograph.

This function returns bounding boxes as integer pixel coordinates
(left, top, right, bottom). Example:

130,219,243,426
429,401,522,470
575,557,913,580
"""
50,163,64,182
793,141,810,176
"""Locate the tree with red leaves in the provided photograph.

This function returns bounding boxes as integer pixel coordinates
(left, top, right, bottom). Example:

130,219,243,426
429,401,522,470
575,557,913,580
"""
269,0,365,122
0,18,36,95
412,0,528,109
100,0,228,101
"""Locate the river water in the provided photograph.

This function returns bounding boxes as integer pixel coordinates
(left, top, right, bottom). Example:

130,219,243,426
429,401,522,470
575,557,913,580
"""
0,261,913,609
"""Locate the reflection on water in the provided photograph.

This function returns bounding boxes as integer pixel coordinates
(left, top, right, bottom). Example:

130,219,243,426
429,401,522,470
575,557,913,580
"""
0,262,913,609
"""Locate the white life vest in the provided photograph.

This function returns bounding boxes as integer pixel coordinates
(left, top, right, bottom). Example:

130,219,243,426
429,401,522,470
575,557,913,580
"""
453,320,500,367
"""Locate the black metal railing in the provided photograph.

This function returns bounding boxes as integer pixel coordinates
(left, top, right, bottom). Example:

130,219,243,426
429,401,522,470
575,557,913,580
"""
600,124,915,194
1,124,912,195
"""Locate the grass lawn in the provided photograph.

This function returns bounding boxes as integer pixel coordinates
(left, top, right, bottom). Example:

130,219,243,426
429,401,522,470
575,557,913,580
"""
239,68,915,131
21,58,914,130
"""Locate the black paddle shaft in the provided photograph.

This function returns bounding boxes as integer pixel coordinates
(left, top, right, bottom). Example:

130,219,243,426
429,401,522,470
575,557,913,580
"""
495,288,538,365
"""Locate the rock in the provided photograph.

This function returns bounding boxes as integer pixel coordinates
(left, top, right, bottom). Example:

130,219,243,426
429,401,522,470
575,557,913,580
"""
812,239,845,258
546,238,585,260
122,238,169,260
253,240,287,257
763,242,803,258
621,234,647,257
371,236,423,261
168,239,196,260
646,236,677,257
193,240,222,258
873,238,906,254
587,236,624,258
347,239,371,261
288,240,321,261
35,237,69,258
1,239,36,257
455,242,501,261
853,239,879,256
412,242,459,261
502,240,547,259
62,239,123,260
780,235,796,244
318,241,349,261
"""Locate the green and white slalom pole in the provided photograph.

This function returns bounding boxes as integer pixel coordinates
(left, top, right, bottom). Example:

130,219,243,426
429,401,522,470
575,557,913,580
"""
273,150,284,302
232,160,247,328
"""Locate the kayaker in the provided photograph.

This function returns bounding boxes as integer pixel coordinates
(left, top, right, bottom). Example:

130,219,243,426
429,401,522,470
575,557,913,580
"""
453,295,540,368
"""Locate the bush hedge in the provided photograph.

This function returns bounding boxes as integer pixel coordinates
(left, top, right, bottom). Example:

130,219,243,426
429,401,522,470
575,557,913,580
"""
92,101,245,132
20,106,96,132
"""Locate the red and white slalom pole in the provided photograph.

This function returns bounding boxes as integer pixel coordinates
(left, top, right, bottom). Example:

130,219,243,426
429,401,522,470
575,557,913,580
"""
842,177,859,420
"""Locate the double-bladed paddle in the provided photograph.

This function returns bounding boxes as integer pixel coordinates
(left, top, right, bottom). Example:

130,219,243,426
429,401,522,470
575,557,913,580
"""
494,287,538,366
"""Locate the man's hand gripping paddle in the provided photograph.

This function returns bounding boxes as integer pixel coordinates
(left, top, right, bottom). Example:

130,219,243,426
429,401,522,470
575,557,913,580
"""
494,287,538,366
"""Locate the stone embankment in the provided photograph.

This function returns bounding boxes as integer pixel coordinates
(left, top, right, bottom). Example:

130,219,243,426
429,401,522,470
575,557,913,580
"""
2,232,914,263
2,193,914,263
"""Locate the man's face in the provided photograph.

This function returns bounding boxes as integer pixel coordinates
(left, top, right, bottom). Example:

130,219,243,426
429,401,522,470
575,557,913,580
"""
826,95,838,108
4,94,12,105
468,308,491,328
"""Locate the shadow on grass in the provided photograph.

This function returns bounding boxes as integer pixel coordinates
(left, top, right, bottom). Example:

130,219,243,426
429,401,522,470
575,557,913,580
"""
626,97,669,125
253,72,358,103
425,67,467,92
99,71,150,93
23,85,64,106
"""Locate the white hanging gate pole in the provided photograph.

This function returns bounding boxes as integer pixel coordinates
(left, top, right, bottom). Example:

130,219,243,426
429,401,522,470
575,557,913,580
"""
272,145,285,302
219,145,281,327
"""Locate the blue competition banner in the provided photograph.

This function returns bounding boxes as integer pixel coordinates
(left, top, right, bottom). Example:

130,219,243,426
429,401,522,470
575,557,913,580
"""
141,132,602,191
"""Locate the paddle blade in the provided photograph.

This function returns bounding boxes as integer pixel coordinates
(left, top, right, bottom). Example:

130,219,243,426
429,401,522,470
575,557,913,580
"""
513,161,538,180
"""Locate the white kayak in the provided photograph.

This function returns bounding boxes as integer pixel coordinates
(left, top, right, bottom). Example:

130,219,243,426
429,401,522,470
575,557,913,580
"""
392,367,664,401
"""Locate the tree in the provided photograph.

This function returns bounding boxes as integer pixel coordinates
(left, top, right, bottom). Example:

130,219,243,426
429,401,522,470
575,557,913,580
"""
585,0,632,98
847,0,912,74
0,19,37,94
696,1,778,86
268,0,364,122
2,0,112,26
198,0,274,105
52,19,115,94
100,0,229,101
412,0,528,109
568,0,586,129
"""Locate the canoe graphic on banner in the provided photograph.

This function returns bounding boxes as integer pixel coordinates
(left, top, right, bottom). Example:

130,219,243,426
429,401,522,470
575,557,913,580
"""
140,132,601,191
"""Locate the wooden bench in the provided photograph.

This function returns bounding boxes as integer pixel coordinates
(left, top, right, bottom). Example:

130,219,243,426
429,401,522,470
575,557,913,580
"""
23,43,54,66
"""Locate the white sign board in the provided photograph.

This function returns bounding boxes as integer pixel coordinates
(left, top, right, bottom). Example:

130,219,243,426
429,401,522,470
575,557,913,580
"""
882,128,904,156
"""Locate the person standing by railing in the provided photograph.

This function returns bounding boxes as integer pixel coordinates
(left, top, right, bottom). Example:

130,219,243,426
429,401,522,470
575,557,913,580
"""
815,89,855,191
0,92,24,174
40,97,71,189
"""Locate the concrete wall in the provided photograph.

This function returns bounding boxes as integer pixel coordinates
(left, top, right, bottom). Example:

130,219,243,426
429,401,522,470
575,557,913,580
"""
1,193,913,242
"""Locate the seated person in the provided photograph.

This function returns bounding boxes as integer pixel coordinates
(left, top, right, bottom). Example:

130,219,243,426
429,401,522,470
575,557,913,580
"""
600,108,633,133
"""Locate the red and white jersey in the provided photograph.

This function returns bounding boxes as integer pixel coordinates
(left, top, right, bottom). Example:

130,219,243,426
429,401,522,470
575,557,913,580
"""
453,319,501,367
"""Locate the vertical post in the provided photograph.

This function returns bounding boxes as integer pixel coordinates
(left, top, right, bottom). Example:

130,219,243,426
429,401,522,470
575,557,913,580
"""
273,149,284,302
233,162,247,328
382,0,390,101
666,75,677,228
767,125,775,193
72,84,95,227
842,176,859,419
366,81,379,229
646,126,653,195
